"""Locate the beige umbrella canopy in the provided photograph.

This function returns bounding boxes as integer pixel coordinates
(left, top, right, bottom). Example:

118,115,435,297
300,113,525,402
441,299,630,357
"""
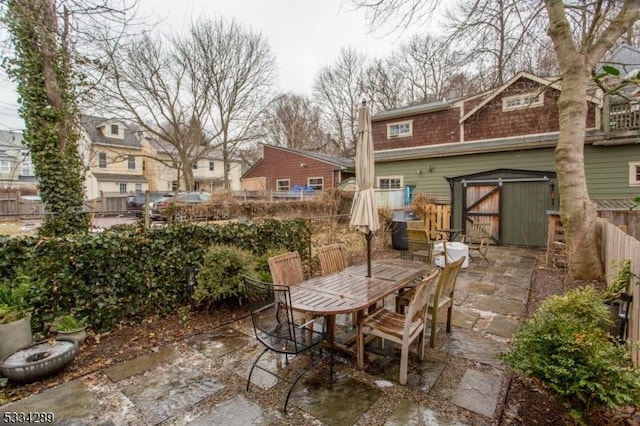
350,101,379,277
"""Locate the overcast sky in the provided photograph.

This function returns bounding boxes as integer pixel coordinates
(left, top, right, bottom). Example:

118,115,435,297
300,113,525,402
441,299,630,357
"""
0,0,438,131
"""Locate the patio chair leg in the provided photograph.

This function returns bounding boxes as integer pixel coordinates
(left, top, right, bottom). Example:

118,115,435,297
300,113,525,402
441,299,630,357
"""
247,347,270,392
446,306,453,334
430,318,437,349
283,351,333,413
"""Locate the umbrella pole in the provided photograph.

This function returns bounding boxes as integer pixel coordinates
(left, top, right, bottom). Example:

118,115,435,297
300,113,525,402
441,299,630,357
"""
366,231,373,277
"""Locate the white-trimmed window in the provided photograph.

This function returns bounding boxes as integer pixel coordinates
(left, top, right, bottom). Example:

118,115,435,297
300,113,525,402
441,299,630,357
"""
209,161,214,171
502,92,544,111
378,176,403,189
128,155,135,170
387,120,412,138
119,183,127,194
276,179,290,191
0,160,9,173
629,161,640,186
307,177,324,190
135,184,142,193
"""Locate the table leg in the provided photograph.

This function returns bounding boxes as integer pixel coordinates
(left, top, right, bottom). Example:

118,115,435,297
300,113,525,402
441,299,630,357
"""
356,309,365,370
325,314,336,345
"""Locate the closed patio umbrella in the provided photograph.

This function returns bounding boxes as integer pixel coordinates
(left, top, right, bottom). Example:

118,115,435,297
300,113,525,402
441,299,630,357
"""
350,100,379,277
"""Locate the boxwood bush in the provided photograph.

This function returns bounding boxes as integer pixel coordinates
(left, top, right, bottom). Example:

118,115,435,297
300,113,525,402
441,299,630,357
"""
501,286,640,423
0,219,310,333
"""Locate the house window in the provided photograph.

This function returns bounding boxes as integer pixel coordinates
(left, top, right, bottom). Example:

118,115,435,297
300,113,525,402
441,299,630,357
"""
98,152,107,168
276,179,290,191
128,155,135,170
119,183,127,194
0,161,9,173
135,183,142,193
111,124,119,135
192,161,198,170
21,161,31,176
502,92,544,111
387,120,412,138
629,162,640,186
308,177,324,190
378,176,402,189
209,161,214,171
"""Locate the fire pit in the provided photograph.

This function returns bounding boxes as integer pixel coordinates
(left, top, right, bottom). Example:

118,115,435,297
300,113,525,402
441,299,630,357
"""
1,339,78,383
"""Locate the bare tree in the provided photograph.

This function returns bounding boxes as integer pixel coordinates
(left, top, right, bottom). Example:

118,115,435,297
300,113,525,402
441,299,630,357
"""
395,34,467,102
353,0,640,280
443,0,546,87
313,47,367,157
187,18,276,189
97,17,275,190
362,58,407,111
261,93,331,151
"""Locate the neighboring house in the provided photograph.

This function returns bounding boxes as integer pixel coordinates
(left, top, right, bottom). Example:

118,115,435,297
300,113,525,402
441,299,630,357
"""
241,144,354,192
141,138,243,192
372,66,639,246
0,130,37,191
80,115,148,200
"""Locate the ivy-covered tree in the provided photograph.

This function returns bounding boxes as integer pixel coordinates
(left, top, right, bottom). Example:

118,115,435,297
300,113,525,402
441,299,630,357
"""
2,0,88,235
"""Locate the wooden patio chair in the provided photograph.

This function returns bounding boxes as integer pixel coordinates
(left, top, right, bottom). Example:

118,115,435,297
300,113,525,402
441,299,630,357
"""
396,256,465,348
244,276,333,413
461,222,492,263
357,269,440,385
268,251,305,286
406,228,433,264
317,243,347,275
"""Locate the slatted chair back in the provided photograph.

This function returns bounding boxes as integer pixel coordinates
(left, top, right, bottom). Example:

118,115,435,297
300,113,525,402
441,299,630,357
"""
268,251,305,286
463,222,492,263
403,269,440,337
406,228,433,263
434,255,465,305
317,244,347,275
467,222,492,244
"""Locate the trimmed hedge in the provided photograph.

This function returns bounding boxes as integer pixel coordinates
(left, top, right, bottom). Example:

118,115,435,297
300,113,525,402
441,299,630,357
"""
0,219,310,333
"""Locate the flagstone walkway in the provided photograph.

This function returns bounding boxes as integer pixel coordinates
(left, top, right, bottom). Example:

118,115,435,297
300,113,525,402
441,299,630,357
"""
1,246,538,426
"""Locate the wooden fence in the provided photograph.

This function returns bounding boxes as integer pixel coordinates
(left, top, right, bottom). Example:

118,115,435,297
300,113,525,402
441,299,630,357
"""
600,220,640,366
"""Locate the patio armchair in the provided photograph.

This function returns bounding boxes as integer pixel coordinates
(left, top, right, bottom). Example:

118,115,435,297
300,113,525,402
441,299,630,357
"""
460,222,492,263
357,268,440,385
396,256,465,348
406,228,433,264
317,243,347,274
244,276,333,413
268,251,305,285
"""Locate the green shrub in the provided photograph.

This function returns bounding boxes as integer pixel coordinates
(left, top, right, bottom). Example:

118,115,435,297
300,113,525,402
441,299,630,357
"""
194,244,255,305
0,219,311,333
253,247,288,283
501,286,640,423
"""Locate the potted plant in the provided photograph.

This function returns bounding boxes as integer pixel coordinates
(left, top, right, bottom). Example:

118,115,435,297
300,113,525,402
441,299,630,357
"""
51,313,88,345
0,272,33,362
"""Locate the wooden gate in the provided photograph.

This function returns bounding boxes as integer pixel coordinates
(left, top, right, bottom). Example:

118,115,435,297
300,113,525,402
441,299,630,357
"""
463,184,500,244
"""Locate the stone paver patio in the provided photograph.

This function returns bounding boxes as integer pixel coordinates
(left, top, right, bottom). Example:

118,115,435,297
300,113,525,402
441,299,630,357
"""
1,246,539,425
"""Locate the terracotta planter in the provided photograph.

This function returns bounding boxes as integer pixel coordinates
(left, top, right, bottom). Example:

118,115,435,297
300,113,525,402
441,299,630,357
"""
0,317,33,362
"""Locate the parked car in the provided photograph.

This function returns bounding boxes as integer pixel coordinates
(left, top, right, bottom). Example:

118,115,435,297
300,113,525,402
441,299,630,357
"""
127,192,170,218
151,192,212,221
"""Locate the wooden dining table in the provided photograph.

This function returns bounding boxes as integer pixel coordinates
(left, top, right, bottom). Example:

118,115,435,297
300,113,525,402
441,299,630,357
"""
289,258,433,355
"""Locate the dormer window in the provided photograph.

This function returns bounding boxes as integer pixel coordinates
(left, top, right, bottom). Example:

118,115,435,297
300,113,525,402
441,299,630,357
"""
110,124,119,135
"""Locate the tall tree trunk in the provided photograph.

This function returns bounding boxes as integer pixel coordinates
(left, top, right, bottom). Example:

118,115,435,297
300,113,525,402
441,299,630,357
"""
554,64,603,280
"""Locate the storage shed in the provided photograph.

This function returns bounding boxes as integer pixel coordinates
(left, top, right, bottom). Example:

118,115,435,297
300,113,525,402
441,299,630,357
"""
447,169,558,247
